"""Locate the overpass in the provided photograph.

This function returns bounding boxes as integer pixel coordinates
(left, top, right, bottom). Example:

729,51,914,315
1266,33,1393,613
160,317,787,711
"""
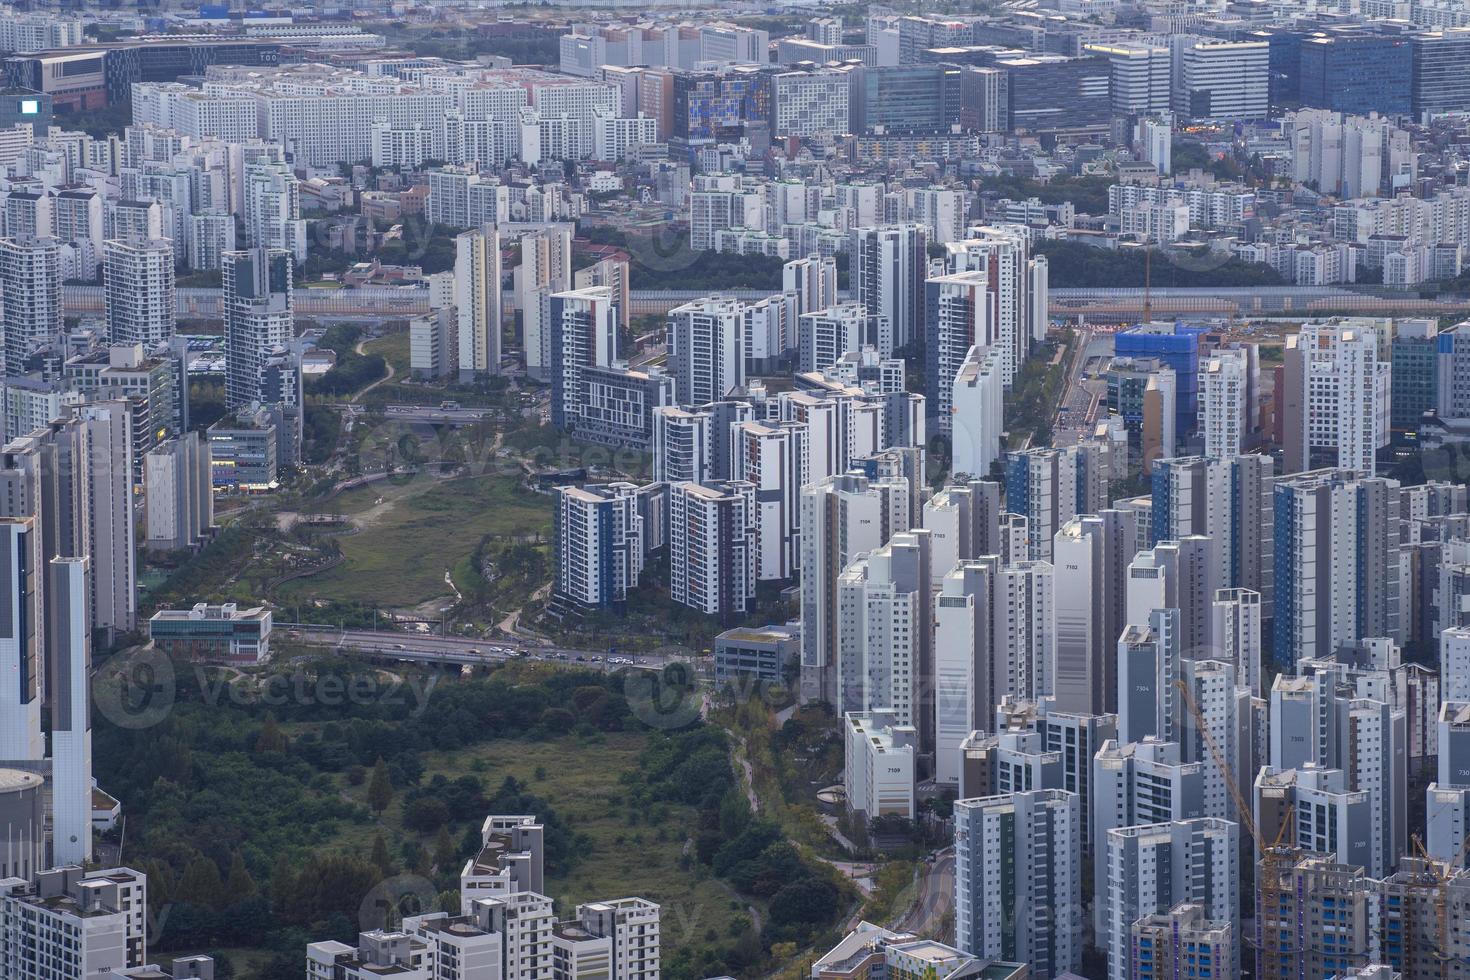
62,283,1467,324
282,624,690,671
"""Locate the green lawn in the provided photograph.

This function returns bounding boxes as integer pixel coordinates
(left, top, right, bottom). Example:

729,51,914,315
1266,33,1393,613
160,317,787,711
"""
281,474,551,607
326,724,752,960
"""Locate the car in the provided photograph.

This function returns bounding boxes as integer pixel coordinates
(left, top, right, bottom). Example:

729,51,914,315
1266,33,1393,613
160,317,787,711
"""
393,643,406,650
468,648,481,655
575,656,586,662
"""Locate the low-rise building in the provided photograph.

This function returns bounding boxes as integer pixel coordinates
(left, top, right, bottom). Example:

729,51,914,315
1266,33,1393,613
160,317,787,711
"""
149,602,272,665
713,625,799,685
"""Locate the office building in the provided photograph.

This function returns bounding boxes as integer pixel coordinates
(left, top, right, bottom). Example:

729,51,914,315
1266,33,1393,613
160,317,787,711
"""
954,789,1081,980
1086,42,1171,114
1391,319,1437,434
713,625,797,686
1175,39,1269,118
769,67,850,137
1409,28,1470,117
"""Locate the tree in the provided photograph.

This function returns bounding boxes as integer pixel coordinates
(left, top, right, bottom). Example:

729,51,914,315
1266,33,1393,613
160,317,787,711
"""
367,757,394,815
372,833,395,876
225,851,258,898
433,826,456,871
255,714,289,754
178,857,226,907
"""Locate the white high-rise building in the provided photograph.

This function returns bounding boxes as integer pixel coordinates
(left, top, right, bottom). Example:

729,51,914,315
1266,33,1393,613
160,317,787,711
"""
553,484,644,608
0,867,149,978
852,224,926,356
837,530,933,735
455,228,502,381
669,480,755,616
668,297,745,405
0,236,62,376
799,304,868,374
651,407,710,485
1446,626,1470,701
731,421,804,581
104,239,175,348
78,402,136,635
801,472,912,704
925,270,993,433
1004,447,1078,563
48,556,91,866
1282,320,1391,474
784,254,837,318
1091,738,1207,887
1086,42,1171,114
1101,818,1239,980
242,160,307,263
950,345,1005,479
998,560,1056,704
222,248,292,411
1173,38,1269,118
547,286,618,435
954,789,1082,980
516,225,573,383
945,226,1049,389
1212,587,1264,698
0,518,41,762
1427,702,1470,867
1199,349,1249,458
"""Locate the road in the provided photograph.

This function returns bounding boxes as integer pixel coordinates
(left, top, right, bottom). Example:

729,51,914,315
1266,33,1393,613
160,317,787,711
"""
892,849,954,938
1051,328,1112,448
283,625,690,672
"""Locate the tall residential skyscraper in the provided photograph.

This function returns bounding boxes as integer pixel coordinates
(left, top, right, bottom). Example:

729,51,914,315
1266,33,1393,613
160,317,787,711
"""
1198,349,1250,458
800,472,911,705
47,556,91,866
0,236,62,376
455,227,502,381
242,159,306,261
837,530,933,740
222,248,293,410
77,402,135,635
669,480,755,617
517,225,573,382
1005,447,1078,562
783,254,837,318
954,789,1082,980
0,517,42,762
944,225,1048,388
104,239,175,349
553,484,644,608
925,270,992,432
1101,818,1239,980
548,286,618,431
668,297,745,405
852,223,926,356
1279,319,1391,474
1151,454,1275,618
1272,469,1401,667
651,407,710,485
731,421,804,581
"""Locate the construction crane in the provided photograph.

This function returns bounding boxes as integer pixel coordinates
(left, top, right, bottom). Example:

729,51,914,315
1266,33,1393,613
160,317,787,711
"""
1173,677,1295,977
1409,830,1470,979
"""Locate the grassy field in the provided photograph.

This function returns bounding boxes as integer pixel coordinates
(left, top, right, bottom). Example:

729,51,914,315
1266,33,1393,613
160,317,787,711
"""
364,332,412,376
281,473,552,607
320,721,753,962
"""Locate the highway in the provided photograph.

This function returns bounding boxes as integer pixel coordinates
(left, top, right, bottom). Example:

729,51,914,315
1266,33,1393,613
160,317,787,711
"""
281,625,691,672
